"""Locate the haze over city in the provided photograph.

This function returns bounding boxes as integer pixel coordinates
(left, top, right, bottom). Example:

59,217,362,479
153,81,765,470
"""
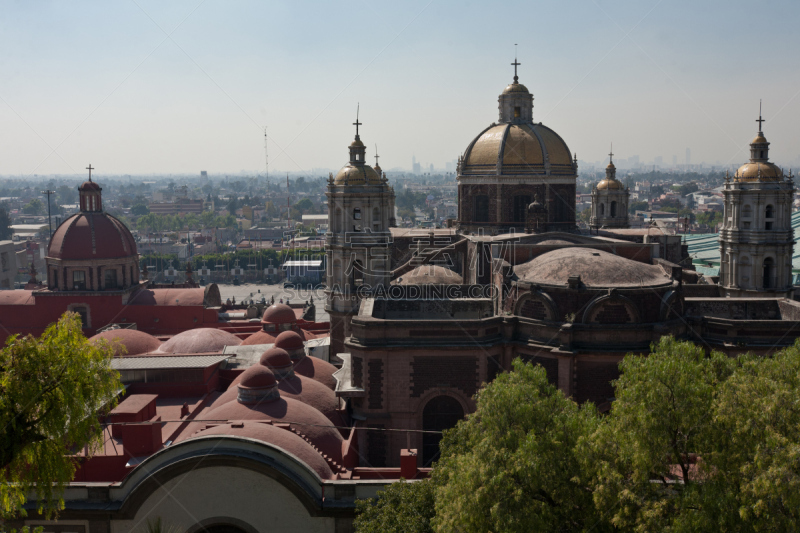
2,0,800,177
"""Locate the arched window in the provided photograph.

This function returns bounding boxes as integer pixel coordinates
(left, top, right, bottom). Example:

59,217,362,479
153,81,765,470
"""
353,208,361,220
742,204,752,218
765,204,774,230
474,195,489,223
334,208,342,233
72,270,86,290
610,201,617,217
351,259,364,287
513,195,531,223
599,203,605,216
422,395,464,466
372,207,381,231
763,258,775,289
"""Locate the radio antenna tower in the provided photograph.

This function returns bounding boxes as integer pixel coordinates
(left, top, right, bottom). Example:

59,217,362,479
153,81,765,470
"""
263,127,269,194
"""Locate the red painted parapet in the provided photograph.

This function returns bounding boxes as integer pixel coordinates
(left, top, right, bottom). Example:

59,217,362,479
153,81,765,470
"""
107,394,157,439
120,415,163,457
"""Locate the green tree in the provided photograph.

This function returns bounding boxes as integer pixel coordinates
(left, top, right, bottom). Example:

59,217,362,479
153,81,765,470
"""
432,360,604,533
702,344,800,530
629,200,649,214
354,479,435,533
588,337,735,532
131,203,150,216
0,207,12,240
22,199,45,216
0,313,122,518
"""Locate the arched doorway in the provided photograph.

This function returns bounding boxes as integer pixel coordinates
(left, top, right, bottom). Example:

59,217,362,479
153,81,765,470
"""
201,526,248,533
763,258,775,289
422,395,464,466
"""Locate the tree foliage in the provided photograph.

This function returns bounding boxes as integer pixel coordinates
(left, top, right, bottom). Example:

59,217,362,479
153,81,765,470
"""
0,313,121,518
357,338,800,532
0,207,12,240
432,360,605,533
354,479,435,533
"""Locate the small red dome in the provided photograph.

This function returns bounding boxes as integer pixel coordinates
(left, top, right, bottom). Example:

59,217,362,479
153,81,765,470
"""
48,213,137,261
88,329,161,357
183,422,334,479
203,395,344,463
79,180,101,191
262,304,297,325
238,365,277,389
260,347,292,369
275,330,305,351
294,356,338,390
159,328,241,354
240,330,277,346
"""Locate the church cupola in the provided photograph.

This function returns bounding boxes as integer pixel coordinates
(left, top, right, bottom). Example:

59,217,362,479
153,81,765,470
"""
78,164,102,213
348,106,367,165
749,102,770,163
498,54,533,124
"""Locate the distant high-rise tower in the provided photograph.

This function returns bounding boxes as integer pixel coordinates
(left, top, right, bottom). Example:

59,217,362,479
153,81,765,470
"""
719,106,794,296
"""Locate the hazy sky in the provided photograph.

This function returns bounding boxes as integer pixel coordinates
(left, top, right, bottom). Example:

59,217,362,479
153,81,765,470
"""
1,0,800,177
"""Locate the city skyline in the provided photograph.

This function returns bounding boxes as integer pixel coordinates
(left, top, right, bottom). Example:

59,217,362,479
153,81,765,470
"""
1,1,800,175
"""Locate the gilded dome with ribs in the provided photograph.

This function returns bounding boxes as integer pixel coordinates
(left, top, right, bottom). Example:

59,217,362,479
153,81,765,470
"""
461,123,574,176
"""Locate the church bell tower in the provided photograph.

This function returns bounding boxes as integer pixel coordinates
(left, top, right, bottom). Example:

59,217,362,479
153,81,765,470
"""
325,109,396,357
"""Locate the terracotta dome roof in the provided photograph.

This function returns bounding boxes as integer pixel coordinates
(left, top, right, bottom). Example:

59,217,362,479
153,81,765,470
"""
515,248,672,288
461,123,573,176
214,356,345,428
79,180,101,191
333,163,382,186
275,330,305,352
596,178,625,190
294,356,338,390
392,265,463,285
262,304,297,325
202,395,344,463
240,330,277,346
239,365,277,389
48,212,137,260
260,347,293,370
158,328,241,354
181,422,334,479
88,329,161,357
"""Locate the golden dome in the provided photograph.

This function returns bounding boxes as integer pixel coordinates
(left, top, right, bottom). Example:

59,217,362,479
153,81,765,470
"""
503,82,530,94
735,162,783,181
461,123,574,176
350,138,365,148
597,178,624,190
333,164,382,186
751,134,768,144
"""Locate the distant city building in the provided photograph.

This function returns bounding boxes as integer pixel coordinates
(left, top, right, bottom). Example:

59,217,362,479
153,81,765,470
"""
148,197,205,215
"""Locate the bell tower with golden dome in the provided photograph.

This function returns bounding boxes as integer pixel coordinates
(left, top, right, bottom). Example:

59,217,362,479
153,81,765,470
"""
325,109,396,357
719,105,795,296
590,146,629,231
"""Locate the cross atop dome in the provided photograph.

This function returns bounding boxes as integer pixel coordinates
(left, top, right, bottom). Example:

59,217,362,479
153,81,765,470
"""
608,143,614,164
511,44,521,83
756,100,765,133
86,164,94,182
353,104,362,140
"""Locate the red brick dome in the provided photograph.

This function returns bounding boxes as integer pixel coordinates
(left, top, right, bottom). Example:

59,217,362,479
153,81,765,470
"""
275,330,305,352
240,330,277,346
239,365,277,389
88,328,161,357
48,212,137,261
262,304,297,325
259,347,292,370
158,328,241,354
79,180,101,191
183,422,334,479
203,395,344,464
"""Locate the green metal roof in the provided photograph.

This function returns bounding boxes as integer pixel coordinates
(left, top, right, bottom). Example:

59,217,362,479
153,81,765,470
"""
686,211,800,277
